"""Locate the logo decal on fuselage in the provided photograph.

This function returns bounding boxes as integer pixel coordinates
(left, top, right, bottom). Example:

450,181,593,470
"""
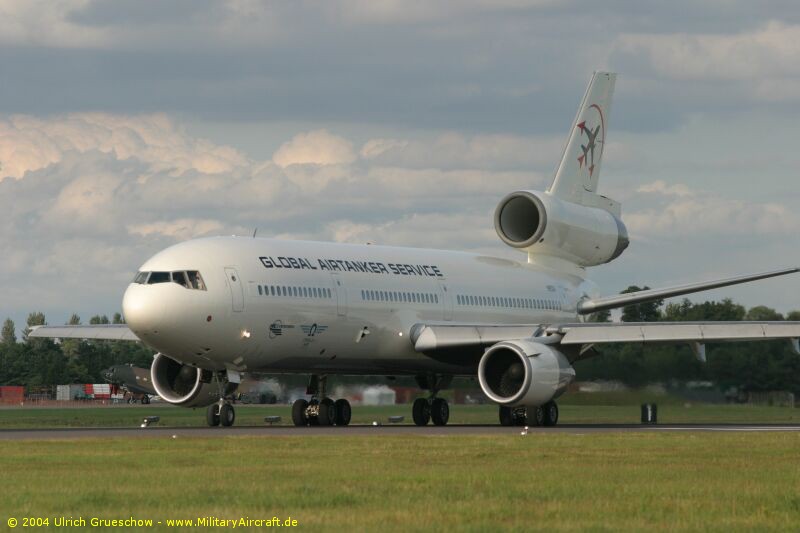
300,323,328,337
268,320,294,339
576,103,605,182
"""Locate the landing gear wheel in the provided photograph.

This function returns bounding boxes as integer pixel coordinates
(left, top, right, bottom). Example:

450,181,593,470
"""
142,396,150,405
543,401,559,427
334,399,351,426
292,399,309,426
412,397,431,426
499,406,514,426
530,405,545,427
431,398,450,426
318,398,336,426
220,403,235,427
206,404,220,427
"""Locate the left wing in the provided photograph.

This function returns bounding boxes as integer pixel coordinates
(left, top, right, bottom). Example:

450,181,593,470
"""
28,325,140,342
411,321,800,362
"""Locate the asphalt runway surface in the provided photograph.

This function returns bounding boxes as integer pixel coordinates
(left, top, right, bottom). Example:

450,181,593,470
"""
2,423,800,440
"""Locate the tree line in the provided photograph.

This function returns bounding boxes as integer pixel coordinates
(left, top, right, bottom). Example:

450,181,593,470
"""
576,287,800,395
1,292,799,393
0,313,153,387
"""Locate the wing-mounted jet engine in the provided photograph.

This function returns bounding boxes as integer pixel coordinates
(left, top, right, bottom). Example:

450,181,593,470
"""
150,353,221,408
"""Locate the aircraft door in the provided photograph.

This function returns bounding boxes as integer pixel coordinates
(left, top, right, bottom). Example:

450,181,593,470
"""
330,272,348,317
224,267,244,312
437,280,453,321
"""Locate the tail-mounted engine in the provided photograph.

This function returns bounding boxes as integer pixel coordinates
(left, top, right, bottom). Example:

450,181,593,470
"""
478,340,576,406
150,353,220,407
494,190,629,266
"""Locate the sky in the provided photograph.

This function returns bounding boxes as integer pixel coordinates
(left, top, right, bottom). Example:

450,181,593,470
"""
2,0,800,333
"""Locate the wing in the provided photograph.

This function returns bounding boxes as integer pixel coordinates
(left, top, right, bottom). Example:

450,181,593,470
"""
28,325,140,342
410,321,800,363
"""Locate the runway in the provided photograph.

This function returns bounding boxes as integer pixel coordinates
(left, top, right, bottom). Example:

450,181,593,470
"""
2,423,800,440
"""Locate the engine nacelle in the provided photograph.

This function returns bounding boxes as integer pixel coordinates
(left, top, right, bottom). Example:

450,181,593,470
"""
150,353,219,407
478,340,576,407
494,190,628,266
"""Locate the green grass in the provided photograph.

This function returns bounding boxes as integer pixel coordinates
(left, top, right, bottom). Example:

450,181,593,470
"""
1,402,800,429
1,433,799,531
1,398,799,429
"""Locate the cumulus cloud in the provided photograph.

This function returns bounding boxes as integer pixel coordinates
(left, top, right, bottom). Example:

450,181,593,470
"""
272,129,356,168
625,181,800,238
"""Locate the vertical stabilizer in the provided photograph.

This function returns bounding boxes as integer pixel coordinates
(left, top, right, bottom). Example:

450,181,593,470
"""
548,72,616,204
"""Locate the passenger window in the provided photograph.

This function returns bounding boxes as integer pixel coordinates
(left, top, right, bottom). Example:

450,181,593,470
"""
148,272,170,284
258,285,263,296
434,294,438,304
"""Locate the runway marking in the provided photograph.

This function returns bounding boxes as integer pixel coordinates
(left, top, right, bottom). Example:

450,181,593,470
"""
648,426,800,432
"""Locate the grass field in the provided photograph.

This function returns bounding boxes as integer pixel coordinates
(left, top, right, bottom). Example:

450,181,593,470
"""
1,396,799,429
1,433,799,531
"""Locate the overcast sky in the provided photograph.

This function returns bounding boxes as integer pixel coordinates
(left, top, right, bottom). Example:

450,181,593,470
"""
2,0,800,332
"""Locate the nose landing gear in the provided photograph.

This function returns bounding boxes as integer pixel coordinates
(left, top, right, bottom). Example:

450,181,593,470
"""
206,372,238,427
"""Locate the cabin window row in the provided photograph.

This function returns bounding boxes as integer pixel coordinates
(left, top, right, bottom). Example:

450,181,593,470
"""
361,289,439,305
457,294,560,310
258,285,332,299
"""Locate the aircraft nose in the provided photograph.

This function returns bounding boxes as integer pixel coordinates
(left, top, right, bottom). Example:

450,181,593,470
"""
122,284,168,336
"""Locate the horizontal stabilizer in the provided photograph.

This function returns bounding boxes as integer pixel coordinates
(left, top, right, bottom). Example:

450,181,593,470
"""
28,325,140,342
577,267,799,315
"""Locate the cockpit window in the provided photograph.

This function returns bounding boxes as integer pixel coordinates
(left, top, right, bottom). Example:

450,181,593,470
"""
171,271,189,288
187,271,206,290
134,270,206,290
148,272,171,284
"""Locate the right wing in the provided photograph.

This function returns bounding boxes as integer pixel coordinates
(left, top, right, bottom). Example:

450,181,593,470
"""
28,325,140,342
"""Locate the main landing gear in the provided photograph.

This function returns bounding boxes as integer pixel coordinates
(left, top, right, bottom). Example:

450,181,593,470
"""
292,375,352,427
499,401,559,427
412,374,452,426
206,372,238,427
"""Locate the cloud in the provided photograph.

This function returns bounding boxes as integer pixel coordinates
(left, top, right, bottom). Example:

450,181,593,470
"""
272,129,356,168
625,181,800,239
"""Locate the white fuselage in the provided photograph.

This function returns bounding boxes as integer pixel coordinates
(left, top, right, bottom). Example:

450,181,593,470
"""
122,237,593,376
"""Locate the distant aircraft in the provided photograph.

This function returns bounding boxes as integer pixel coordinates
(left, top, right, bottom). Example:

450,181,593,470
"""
32,72,800,428
103,364,155,404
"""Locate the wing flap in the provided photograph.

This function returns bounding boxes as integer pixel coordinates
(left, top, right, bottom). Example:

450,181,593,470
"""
548,322,800,345
28,325,140,342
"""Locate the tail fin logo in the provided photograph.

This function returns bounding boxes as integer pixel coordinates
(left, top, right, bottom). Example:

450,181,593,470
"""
576,104,605,179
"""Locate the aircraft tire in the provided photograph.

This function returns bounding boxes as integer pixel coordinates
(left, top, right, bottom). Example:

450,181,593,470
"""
431,398,449,426
318,398,336,426
220,403,235,427
142,396,150,405
529,405,545,427
543,401,559,426
334,398,351,426
206,404,220,427
499,406,514,426
292,399,309,426
412,398,431,426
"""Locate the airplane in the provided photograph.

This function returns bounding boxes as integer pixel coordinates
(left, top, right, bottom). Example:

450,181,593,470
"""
103,364,156,404
31,72,800,428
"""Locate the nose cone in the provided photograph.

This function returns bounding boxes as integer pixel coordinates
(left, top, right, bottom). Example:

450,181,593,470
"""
123,284,168,336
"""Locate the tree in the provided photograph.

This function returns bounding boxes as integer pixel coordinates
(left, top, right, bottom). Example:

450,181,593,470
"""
586,309,611,323
1,318,16,345
90,315,110,325
620,286,662,322
787,311,800,321
112,313,124,324
22,312,46,342
745,306,783,321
